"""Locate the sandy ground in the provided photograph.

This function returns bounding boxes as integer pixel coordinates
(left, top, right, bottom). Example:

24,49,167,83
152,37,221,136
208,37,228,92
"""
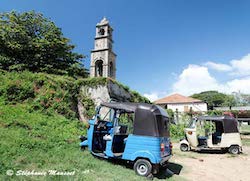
170,143,250,181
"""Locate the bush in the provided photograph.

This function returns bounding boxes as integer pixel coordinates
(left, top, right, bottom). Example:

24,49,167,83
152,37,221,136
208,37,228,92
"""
0,71,78,119
166,109,174,120
76,77,108,88
169,123,186,139
79,95,95,119
207,110,224,116
0,71,35,103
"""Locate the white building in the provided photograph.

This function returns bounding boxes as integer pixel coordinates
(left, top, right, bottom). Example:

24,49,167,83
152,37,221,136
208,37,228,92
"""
154,93,207,112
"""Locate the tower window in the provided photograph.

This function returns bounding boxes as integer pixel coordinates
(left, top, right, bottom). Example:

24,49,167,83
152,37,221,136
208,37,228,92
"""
98,28,105,36
95,60,103,77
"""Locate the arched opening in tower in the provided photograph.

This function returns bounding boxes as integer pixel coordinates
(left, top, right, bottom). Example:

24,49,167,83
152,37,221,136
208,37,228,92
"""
109,62,113,77
95,60,103,77
98,28,105,36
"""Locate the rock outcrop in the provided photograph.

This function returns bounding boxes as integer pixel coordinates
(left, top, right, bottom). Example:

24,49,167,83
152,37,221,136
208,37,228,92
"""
77,78,136,122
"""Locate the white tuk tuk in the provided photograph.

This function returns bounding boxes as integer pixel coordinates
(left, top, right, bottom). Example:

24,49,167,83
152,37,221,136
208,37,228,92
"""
180,115,242,154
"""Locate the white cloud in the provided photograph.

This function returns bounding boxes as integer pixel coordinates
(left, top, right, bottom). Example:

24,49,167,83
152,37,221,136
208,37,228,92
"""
204,54,250,76
144,91,168,101
172,63,250,96
204,61,232,71
224,77,250,94
173,65,219,95
230,54,250,76
143,93,159,102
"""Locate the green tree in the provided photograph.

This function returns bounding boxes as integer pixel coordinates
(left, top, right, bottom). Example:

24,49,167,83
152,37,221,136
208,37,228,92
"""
191,91,236,110
166,109,174,120
0,11,88,77
222,94,237,107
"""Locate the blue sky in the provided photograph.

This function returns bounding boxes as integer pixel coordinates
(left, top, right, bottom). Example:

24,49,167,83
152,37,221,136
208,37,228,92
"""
1,0,250,100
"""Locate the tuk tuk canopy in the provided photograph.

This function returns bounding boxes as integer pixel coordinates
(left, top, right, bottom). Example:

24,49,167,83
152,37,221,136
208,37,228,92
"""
198,115,239,133
100,102,170,137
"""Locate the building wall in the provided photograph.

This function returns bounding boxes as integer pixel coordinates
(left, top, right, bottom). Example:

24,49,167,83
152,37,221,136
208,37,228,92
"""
162,102,207,112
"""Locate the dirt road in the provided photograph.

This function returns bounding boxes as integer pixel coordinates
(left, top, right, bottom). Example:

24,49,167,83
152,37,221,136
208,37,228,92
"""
170,143,250,181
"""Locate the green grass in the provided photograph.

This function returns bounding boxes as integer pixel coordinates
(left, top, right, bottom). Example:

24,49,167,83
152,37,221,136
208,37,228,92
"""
240,125,250,146
240,125,250,134
0,102,182,181
242,139,250,146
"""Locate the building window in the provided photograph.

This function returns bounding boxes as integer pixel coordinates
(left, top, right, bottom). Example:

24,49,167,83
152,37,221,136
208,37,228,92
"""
184,106,189,112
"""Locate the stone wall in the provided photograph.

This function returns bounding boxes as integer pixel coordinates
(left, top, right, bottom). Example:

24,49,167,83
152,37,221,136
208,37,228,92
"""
77,81,132,122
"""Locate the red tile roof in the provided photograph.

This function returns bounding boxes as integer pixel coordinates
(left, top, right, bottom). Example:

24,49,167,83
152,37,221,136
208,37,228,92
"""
154,93,203,104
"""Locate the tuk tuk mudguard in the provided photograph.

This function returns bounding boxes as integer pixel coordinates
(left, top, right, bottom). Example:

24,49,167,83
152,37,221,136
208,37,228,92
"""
105,139,113,157
180,139,189,147
79,119,95,150
80,140,88,147
87,120,95,151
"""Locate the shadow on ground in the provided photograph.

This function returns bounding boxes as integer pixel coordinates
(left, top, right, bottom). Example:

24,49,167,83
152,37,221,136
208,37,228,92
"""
241,132,250,135
155,162,183,179
196,149,228,154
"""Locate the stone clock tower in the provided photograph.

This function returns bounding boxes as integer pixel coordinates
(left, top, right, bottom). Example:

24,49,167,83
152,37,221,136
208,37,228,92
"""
90,17,116,79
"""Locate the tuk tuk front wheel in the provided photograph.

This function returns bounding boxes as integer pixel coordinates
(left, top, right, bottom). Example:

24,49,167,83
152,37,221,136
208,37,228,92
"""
228,145,240,154
134,159,152,177
180,144,189,152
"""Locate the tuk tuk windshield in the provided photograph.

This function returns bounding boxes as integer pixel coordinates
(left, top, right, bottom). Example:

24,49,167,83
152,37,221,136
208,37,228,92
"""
187,118,196,129
98,106,115,122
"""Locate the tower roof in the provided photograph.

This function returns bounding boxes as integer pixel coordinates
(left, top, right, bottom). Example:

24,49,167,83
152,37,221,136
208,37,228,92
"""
97,17,109,26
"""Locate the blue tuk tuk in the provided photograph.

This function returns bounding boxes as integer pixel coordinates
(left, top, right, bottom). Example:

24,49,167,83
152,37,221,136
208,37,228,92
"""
80,102,172,177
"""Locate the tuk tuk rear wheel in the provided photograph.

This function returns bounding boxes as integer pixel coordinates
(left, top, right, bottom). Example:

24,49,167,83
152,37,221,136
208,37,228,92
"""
228,145,240,154
180,144,189,152
134,159,152,177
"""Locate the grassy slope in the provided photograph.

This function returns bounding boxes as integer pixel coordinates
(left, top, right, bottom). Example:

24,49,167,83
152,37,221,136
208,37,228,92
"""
0,102,183,181
0,71,178,181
